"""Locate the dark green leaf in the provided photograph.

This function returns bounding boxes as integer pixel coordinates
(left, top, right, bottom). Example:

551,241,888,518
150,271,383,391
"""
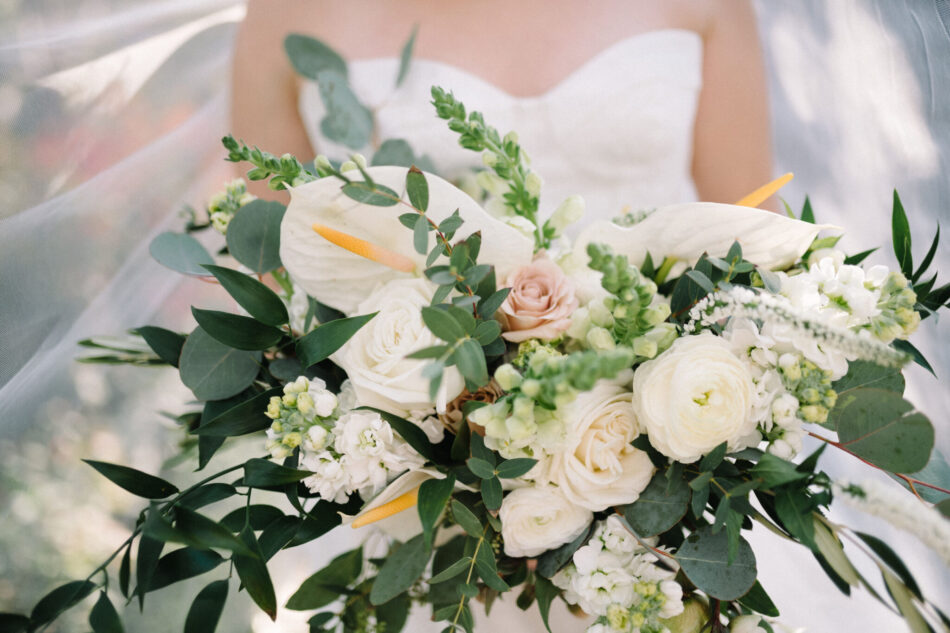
179,327,262,401
30,581,96,626
317,70,373,149
296,313,377,368
473,320,501,345
191,308,283,351
421,306,466,341
800,196,815,223
201,265,289,326
691,483,710,519
844,248,878,266
454,338,488,388
135,534,163,608
450,500,483,538
774,489,816,549
118,545,131,598
407,166,429,211
284,34,347,79
377,591,411,633
370,535,430,605
832,361,905,399
891,339,935,376
478,288,510,318
89,592,127,632
474,542,509,592
145,548,224,593
892,190,913,277
466,458,495,479
675,526,757,601
195,388,282,437
136,326,185,366
855,532,922,600
481,477,503,511
428,557,471,584
258,516,302,560
359,407,438,462
177,483,238,510
414,214,429,255
408,345,449,360
0,614,30,632
341,180,400,206
172,508,256,556
912,224,940,282
621,469,690,537
226,200,286,273
220,505,285,532
834,388,933,473
395,25,417,87
243,458,313,487
699,442,728,471
495,458,537,479
751,453,809,488
234,526,277,620
469,432,494,465
738,580,780,617
685,270,714,293
83,460,177,499
534,576,558,633
184,580,228,633
419,474,456,548
287,548,363,610
149,232,213,276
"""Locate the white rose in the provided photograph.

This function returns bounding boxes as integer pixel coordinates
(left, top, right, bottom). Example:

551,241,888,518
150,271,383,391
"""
334,278,464,415
632,333,758,463
499,485,593,558
539,381,654,511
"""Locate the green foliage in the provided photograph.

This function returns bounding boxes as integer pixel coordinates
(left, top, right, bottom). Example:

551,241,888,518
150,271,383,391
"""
234,526,278,620
222,135,317,190
184,580,228,633
536,524,593,579
892,191,913,278
370,534,431,605
179,327,262,400
396,25,417,87
737,580,780,617
295,312,377,368
191,308,284,351
195,388,282,437
418,474,456,548
318,71,374,149
202,265,289,326
135,326,185,366
750,453,809,489
284,34,347,79
675,526,757,601
149,231,214,275
621,468,690,537
143,548,224,593
30,581,97,628
226,200,286,273
243,458,313,487
287,548,363,610
89,592,124,633
832,360,905,397
83,460,178,499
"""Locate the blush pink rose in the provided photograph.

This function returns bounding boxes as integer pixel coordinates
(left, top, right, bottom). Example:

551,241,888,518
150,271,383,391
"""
499,257,578,342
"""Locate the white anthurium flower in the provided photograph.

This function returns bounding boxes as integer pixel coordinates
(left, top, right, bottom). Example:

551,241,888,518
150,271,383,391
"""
280,166,535,315
574,203,839,272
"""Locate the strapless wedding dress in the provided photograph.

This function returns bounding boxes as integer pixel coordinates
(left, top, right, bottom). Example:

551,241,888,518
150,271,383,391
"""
291,28,916,633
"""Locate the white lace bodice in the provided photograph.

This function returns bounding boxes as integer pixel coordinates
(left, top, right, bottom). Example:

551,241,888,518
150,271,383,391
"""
298,29,703,224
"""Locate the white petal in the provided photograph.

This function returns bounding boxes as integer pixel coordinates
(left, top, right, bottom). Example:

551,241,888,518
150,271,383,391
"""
574,202,839,271
280,166,534,314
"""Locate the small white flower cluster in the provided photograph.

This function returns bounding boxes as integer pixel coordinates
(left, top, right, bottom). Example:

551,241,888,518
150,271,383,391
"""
834,478,950,566
554,516,683,633
207,178,255,234
265,377,426,504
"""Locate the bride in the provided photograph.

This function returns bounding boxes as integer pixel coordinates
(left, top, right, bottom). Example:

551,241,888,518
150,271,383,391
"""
229,2,922,632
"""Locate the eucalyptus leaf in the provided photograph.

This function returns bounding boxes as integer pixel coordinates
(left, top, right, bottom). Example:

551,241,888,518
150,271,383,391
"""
179,327,262,401
421,306,466,341
226,200,286,272
406,166,429,211
373,139,416,167
370,534,430,605
621,469,690,537
395,25,417,87
450,500,483,538
480,476,502,511
495,458,537,479
284,34,347,79
317,70,373,149
149,232,213,276
675,526,757,601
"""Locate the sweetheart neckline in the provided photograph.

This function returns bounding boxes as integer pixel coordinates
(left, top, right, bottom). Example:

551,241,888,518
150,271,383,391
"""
344,28,702,102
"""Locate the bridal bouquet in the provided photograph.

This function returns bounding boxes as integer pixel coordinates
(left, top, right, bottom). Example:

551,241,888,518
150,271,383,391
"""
16,84,950,633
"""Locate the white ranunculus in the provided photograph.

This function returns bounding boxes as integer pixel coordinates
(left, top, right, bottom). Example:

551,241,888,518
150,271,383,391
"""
333,277,464,415
499,485,593,558
632,333,759,463
539,380,654,511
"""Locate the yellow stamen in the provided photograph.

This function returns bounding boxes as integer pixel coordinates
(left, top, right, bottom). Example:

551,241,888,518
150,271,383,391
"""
351,489,419,528
734,172,794,208
313,223,416,273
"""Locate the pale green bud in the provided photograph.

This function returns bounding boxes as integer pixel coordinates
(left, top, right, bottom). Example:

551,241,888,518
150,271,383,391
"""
476,170,508,197
778,354,802,382
351,153,367,168
282,432,302,448
548,195,585,235
588,300,615,328
632,336,658,359
642,302,671,326
630,612,646,628
210,213,231,234
266,398,282,419
566,307,592,340
606,605,631,631
315,155,333,171
801,388,821,404
296,392,314,415
525,171,543,198
505,415,537,441
587,327,616,351
270,420,283,433
503,131,519,145
340,160,358,173
800,404,829,424
553,390,577,409
482,151,498,168
494,364,523,391
512,397,535,421
282,393,297,407
659,598,708,633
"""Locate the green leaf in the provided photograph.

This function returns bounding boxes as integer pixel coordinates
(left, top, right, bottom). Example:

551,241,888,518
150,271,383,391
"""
135,326,185,366
191,308,283,351
474,542,509,592
88,592,123,633
144,548,224,593
478,288,510,318
0,613,30,632
258,516,302,561
373,139,417,167
834,388,933,473
419,474,456,548
149,232,213,276
395,25,417,87
844,248,878,266
83,460,178,499
891,339,935,376
179,327,262,401
466,457,495,479
243,458,313,487
201,265,289,326
341,179,400,206
296,313,377,368
135,533,163,608
675,526,757,601
195,387,282,437
737,580,779,617
184,580,228,633
481,476,502,511
359,407,438,462
534,576,558,633
685,269,714,293
495,458,537,479
317,70,373,149
428,557,471,584
413,214,429,255
469,432,495,465
750,453,809,488
621,469,690,537
699,442,728,471
421,306,466,342
774,489,816,549
757,266,782,294
800,196,815,223
882,569,930,633
912,224,940,282
226,200,286,273
892,450,950,503
855,532,922,600
376,591,411,633
234,526,277,620
474,320,501,345
287,548,363,610
220,505,285,532
284,34,347,79
370,534,430,605
165,508,255,556
30,580,97,627
832,361,905,398
450,500,483,538
406,166,429,211
892,190,913,277
813,520,860,588
454,338,488,388
118,545,131,598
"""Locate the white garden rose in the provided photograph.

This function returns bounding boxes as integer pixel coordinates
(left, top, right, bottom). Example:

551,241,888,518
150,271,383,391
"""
632,333,759,463
333,277,464,415
499,485,593,558
539,380,654,511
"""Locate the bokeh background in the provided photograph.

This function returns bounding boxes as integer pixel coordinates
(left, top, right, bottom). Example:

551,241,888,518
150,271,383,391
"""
0,1,948,630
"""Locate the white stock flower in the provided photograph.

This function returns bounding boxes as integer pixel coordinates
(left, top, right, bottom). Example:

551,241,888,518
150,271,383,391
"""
334,410,425,499
633,333,759,463
333,277,464,415
538,380,654,511
499,485,592,558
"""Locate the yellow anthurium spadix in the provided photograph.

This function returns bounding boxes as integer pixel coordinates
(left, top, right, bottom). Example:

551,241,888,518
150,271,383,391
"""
734,172,794,208
312,223,416,273
350,489,419,529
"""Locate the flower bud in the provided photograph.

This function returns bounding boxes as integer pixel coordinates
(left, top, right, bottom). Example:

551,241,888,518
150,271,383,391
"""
730,615,766,633
312,391,339,417
296,392,315,415
282,432,302,448
476,170,509,197
503,131,519,145
282,393,297,407
494,364,523,391
315,155,333,171
305,425,329,451
548,195,585,236
520,379,541,399
632,336,658,359
588,300,615,328
607,605,631,631
482,151,498,168
586,327,616,351
525,171,543,198
339,160,358,173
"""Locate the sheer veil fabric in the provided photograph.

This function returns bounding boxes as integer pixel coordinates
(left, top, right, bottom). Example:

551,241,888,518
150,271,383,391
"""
0,1,948,629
